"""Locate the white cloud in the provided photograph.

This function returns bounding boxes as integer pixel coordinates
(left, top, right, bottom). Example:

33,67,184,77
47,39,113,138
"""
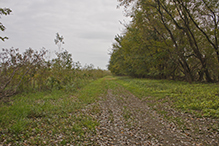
0,0,129,69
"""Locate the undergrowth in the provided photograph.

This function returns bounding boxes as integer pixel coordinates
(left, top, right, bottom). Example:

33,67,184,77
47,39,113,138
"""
116,77,219,118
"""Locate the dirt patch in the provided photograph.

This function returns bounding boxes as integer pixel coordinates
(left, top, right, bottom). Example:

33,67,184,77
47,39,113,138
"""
93,85,219,145
145,96,219,145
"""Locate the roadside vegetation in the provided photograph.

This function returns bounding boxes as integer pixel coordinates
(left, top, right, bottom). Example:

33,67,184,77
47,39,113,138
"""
116,77,219,118
0,77,109,145
0,33,110,101
108,0,219,83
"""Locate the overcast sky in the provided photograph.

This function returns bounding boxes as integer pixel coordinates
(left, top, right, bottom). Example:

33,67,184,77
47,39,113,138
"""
0,0,129,69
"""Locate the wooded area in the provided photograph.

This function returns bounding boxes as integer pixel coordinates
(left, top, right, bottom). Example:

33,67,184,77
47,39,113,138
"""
108,0,219,82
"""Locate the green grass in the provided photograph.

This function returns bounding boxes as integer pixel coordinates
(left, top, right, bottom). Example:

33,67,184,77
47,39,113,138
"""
1,75,218,144
115,77,219,118
123,106,131,121
0,77,109,145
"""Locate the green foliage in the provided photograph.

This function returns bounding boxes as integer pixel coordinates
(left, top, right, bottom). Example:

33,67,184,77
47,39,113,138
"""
116,77,219,118
0,48,48,99
0,33,111,100
54,33,64,51
77,76,110,105
0,8,12,41
109,0,219,82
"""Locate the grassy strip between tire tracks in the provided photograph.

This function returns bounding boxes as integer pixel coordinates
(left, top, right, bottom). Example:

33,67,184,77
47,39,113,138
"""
115,76,219,118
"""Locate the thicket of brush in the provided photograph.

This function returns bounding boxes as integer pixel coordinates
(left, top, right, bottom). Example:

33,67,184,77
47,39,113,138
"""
0,47,110,100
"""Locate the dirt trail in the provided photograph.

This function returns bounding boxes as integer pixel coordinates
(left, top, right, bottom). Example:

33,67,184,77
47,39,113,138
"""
92,85,218,145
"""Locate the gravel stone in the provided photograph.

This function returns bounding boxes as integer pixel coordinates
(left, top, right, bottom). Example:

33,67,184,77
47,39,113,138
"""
91,85,219,145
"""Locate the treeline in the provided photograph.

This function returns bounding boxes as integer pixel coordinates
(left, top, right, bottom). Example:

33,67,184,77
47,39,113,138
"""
108,0,219,82
0,48,110,100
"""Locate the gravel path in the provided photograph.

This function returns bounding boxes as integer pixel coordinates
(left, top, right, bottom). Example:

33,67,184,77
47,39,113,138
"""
92,85,219,145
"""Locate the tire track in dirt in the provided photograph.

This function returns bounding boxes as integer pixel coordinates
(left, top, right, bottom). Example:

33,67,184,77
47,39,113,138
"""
95,89,155,145
93,85,214,145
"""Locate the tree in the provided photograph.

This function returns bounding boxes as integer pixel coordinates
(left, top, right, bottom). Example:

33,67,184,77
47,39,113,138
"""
0,48,47,99
0,8,12,41
110,0,219,82
54,32,64,51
